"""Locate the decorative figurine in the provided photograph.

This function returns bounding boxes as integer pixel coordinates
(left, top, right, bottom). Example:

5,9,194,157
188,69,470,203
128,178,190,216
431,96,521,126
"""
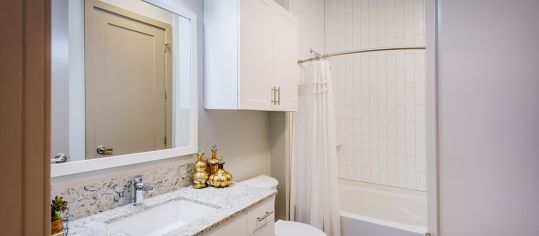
208,156,233,188
192,149,209,189
208,144,220,175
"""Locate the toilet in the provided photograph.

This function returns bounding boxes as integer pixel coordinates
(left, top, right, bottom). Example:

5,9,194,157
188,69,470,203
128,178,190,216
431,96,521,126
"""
239,175,327,236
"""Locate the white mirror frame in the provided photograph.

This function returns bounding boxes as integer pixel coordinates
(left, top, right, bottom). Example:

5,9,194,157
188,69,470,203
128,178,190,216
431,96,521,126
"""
51,0,198,177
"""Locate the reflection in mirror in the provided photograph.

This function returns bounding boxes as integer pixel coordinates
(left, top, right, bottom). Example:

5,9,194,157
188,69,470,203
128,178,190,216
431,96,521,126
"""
51,0,192,163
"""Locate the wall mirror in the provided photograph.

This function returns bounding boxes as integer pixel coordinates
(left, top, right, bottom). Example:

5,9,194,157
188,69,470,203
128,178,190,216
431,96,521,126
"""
51,0,198,177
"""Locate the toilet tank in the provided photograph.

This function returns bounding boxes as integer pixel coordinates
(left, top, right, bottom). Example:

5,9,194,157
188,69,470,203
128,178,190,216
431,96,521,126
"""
239,175,279,190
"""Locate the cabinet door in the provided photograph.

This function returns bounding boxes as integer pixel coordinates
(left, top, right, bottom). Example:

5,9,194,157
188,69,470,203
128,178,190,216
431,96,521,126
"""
204,212,248,236
273,10,299,111
239,0,274,110
253,220,275,236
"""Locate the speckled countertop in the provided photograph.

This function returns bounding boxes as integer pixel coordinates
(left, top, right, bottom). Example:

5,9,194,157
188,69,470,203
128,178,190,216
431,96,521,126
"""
67,184,276,236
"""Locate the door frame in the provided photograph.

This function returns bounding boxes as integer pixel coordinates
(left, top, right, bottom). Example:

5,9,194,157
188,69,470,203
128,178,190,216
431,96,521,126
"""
425,0,440,235
0,0,51,234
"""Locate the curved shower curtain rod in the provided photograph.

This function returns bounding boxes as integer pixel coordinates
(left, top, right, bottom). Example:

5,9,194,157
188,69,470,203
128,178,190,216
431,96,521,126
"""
297,46,426,64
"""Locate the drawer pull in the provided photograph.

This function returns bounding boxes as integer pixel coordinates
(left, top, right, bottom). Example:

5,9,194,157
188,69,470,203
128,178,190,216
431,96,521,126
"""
257,211,273,222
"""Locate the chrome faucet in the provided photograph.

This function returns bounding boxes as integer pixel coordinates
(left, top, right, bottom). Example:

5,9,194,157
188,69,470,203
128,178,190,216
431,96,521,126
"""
133,175,154,205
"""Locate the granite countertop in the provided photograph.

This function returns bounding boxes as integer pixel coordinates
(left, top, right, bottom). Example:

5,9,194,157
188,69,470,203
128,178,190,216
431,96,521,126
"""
67,184,277,236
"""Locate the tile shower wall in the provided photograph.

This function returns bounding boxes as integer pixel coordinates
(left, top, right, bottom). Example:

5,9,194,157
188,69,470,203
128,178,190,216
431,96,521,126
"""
325,0,426,191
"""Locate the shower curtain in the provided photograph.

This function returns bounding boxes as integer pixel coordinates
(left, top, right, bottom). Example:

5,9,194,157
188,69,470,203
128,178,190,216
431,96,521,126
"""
292,60,341,236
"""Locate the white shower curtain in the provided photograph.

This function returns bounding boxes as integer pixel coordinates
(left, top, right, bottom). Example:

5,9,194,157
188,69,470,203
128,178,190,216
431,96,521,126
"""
292,60,341,236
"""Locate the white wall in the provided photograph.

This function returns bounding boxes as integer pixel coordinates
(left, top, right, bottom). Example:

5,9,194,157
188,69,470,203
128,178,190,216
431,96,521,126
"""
325,0,426,191
289,0,325,57
52,0,271,184
437,0,539,235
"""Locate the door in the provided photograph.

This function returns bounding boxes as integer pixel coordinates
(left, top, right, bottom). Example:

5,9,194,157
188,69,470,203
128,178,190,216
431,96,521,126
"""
239,0,274,110
85,0,172,159
273,9,299,111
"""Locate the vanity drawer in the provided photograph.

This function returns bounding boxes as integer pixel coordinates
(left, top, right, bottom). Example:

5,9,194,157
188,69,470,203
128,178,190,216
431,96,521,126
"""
247,195,275,233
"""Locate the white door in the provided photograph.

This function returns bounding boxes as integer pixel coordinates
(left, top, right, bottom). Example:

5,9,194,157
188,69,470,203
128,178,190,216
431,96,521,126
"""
239,0,274,110
273,10,299,111
85,0,172,159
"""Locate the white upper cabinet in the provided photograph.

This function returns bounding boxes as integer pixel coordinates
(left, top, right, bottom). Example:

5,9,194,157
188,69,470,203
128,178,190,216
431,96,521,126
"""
204,0,299,111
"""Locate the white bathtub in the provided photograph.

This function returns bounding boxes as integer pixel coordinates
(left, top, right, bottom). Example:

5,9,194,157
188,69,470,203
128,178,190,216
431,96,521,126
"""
339,179,427,236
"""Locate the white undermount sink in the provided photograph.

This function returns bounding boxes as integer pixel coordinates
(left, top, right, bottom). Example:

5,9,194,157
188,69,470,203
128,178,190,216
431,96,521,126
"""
107,200,218,236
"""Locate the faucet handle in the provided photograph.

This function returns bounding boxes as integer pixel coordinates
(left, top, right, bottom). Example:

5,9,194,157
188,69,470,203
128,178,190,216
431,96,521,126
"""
142,186,154,193
133,175,144,188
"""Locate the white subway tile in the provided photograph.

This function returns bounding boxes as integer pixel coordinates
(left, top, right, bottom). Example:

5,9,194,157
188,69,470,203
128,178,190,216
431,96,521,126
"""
354,151,363,181
354,131,362,149
416,174,426,191
404,0,414,20
396,82,405,104
379,169,388,185
414,0,425,36
406,155,417,189
362,137,370,165
361,88,369,105
406,121,416,155
346,84,354,105
345,0,354,14
388,170,398,186
371,152,379,183
369,26,378,48
397,171,407,188
406,103,416,122
416,105,426,138
369,88,378,107
387,121,397,152
416,138,426,174
387,102,396,121
405,52,415,87
379,105,387,134
379,136,388,168
337,148,346,178
369,0,378,25
353,1,361,28
415,84,425,104
404,19,415,46
361,105,370,135
353,117,361,135
396,106,406,172
363,167,371,182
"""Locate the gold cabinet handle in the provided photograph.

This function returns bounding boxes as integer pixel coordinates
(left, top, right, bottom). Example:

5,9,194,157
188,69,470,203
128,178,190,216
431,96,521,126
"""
276,86,281,105
257,211,273,222
271,87,276,105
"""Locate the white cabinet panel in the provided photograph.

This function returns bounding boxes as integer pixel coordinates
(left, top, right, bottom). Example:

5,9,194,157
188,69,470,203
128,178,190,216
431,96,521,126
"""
254,220,275,236
273,9,299,111
204,212,248,236
247,196,275,233
203,195,276,236
204,0,299,111
239,0,274,110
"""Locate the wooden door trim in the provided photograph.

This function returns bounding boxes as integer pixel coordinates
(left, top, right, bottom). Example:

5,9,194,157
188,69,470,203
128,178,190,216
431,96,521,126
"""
0,0,51,234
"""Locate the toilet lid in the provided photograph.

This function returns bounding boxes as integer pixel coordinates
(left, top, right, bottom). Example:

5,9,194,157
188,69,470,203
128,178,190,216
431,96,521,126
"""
275,220,327,236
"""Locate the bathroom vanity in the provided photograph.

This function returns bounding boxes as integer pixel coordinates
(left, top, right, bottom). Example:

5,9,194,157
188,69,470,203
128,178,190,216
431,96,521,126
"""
67,184,276,236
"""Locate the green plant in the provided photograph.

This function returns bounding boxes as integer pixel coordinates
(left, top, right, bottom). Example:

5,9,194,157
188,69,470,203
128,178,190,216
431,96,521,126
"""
51,196,68,222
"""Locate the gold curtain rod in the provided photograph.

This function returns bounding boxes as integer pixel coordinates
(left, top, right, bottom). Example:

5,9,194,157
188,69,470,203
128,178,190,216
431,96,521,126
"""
297,46,426,64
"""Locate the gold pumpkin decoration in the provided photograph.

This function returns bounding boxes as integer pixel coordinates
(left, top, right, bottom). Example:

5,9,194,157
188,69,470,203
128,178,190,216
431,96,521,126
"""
192,149,209,189
208,158,233,188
